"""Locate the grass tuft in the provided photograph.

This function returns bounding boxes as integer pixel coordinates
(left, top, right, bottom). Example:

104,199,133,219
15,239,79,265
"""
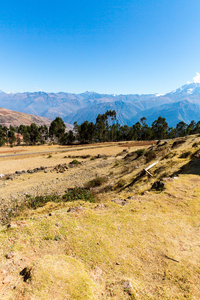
84,176,107,189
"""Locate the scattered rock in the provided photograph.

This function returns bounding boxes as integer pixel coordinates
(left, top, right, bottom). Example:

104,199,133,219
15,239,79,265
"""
172,139,185,149
111,198,128,206
151,181,165,190
123,280,133,290
157,140,168,147
15,171,22,175
122,280,135,296
67,206,85,213
20,267,32,282
27,170,34,174
2,275,15,284
162,177,174,182
126,195,139,201
7,221,27,228
5,252,15,259
91,266,103,281
143,191,150,195
94,204,106,209
54,163,68,173
5,174,15,180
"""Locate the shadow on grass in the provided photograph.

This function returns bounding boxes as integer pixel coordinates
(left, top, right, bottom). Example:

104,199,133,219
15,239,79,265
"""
173,157,200,176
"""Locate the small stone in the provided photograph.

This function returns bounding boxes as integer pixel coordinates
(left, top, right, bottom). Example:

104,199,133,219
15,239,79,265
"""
123,280,133,289
111,198,128,206
5,252,15,259
116,262,120,265
67,206,85,213
91,266,103,281
94,204,106,209
151,181,165,190
2,275,15,284
123,280,134,294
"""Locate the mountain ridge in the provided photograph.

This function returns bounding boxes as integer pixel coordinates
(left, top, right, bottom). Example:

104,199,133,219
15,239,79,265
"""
1,82,200,127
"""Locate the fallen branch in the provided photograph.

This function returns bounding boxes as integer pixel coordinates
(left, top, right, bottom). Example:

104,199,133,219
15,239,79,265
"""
144,161,158,177
164,255,179,263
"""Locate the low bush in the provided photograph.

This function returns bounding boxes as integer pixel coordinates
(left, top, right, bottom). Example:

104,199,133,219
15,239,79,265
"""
113,160,120,167
85,176,107,189
116,178,126,188
62,187,95,202
145,150,156,162
8,188,95,218
179,151,191,158
25,194,60,209
192,142,199,147
136,148,146,157
69,159,81,165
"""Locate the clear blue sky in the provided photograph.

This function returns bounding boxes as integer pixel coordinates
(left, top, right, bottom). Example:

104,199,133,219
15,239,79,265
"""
0,0,200,94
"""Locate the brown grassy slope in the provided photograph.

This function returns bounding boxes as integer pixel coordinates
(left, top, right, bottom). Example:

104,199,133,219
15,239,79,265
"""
0,136,200,299
0,107,53,127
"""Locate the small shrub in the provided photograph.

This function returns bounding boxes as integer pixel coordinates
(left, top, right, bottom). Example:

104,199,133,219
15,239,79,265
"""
116,150,128,157
113,161,120,167
85,176,107,189
26,194,60,209
116,178,126,188
179,151,191,159
136,149,146,157
62,187,95,202
10,188,95,217
192,142,199,147
90,156,95,160
69,159,81,165
172,139,185,149
145,150,156,162
47,154,52,158
54,235,61,241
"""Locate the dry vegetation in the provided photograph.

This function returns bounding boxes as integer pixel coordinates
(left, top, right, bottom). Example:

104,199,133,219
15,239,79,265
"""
0,137,200,299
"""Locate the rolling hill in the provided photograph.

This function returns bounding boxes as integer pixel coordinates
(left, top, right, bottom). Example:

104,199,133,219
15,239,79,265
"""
0,107,53,127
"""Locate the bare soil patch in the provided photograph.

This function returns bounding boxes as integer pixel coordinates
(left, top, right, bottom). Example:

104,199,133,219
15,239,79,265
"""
120,141,157,147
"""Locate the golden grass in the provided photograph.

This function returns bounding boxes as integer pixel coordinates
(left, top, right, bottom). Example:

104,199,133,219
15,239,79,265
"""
0,136,200,299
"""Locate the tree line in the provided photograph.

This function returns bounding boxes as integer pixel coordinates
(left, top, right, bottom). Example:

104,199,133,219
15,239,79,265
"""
74,111,200,143
0,118,75,147
0,111,199,147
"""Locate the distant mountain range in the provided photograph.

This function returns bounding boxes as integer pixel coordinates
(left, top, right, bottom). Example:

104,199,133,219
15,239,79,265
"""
1,82,200,127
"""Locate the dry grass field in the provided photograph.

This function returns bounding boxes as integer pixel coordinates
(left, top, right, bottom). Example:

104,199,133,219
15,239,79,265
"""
0,137,199,299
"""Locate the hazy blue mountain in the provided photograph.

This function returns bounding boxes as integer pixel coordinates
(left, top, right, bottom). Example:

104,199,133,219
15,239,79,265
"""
63,101,142,126
0,82,200,127
131,100,200,127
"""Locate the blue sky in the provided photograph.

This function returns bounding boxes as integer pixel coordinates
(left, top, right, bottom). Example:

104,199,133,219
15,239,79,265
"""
0,0,200,94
